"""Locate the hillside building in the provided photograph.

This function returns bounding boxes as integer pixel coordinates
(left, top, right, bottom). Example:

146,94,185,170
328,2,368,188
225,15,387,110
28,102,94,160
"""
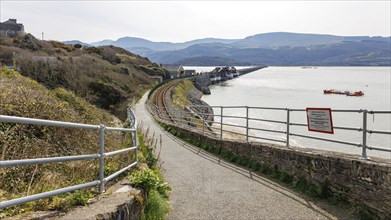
184,69,196,76
0,19,25,38
161,64,184,78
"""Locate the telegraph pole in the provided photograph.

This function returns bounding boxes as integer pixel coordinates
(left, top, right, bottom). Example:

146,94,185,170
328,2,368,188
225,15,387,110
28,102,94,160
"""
42,32,44,40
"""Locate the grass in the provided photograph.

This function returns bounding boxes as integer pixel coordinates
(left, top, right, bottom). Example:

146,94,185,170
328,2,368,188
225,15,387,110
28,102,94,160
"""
0,68,136,217
142,189,170,220
171,80,197,108
129,126,171,220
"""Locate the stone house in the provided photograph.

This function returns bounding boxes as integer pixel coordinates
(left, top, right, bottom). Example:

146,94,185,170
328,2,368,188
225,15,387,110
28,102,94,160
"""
0,19,25,38
161,64,185,78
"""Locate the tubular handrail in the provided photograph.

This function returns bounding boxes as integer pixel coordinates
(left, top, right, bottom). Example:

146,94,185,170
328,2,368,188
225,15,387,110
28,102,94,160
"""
248,117,287,125
0,110,138,209
1,181,100,209
150,104,391,159
0,154,101,167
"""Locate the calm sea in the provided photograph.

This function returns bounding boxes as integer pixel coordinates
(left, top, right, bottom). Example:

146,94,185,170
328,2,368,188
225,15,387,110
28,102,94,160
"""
186,66,391,159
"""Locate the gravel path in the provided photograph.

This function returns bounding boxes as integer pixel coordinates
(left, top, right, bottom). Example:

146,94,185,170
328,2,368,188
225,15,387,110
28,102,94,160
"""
135,92,354,220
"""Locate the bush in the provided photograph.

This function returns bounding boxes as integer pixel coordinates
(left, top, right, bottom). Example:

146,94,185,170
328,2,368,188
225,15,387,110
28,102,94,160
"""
129,168,170,198
73,43,82,49
88,80,126,109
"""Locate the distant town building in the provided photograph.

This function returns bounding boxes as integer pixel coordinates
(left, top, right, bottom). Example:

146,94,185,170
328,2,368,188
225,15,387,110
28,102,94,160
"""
0,19,25,38
149,75,163,83
184,69,196,76
160,64,184,78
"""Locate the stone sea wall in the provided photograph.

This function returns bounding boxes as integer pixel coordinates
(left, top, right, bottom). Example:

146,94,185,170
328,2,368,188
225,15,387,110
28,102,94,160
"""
170,124,391,218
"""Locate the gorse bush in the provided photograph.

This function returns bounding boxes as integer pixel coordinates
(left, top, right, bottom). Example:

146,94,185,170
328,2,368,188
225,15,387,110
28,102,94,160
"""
0,68,135,216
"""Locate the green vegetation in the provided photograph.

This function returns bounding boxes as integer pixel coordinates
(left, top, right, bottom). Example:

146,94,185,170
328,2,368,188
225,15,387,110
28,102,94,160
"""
0,34,165,120
0,68,135,217
129,127,171,220
171,80,196,108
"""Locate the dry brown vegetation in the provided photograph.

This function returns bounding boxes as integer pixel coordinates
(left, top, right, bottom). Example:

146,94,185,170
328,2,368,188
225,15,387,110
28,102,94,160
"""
0,34,172,216
0,34,169,120
0,68,134,216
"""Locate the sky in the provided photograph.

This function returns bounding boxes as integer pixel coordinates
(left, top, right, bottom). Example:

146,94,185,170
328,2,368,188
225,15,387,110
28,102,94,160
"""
1,0,390,43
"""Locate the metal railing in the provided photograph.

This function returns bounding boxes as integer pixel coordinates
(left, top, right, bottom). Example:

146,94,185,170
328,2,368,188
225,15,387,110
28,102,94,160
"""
149,103,391,160
0,107,138,209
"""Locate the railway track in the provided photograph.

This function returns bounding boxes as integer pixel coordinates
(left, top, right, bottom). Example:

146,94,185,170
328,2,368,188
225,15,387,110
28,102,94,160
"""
152,82,177,124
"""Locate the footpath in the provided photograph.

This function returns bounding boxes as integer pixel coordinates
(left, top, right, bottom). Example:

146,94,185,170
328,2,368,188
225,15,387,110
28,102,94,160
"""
135,92,354,220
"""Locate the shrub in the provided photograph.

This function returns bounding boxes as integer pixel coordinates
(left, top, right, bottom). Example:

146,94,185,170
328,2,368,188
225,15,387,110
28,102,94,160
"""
73,43,82,49
88,80,126,109
129,168,170,198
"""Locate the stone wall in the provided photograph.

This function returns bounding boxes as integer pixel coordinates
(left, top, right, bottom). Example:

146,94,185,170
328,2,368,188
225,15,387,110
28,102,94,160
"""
60,186,145,220
170,125,391,218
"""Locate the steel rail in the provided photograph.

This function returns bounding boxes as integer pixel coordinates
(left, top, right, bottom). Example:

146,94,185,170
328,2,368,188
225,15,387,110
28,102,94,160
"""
367,146,391,152
0,110,138,209
0,181,100,209
0,154,100,168
290,133,360,147
0,115,99,130
289,122,362,131
368,129,391,135
221,115,248,120
151,102,390,158
104,161,138,182
104,147,137,157
248,117,287,125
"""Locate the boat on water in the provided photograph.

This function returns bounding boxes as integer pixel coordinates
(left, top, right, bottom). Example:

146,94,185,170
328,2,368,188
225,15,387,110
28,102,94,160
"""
323,89,347,95
323,89,364,96
346,91,364,96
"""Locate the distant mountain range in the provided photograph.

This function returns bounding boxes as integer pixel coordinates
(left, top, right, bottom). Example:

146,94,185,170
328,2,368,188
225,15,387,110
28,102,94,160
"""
64,32,391,66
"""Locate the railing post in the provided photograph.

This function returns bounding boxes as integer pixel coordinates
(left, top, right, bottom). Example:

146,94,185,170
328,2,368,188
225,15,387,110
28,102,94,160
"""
202,110,205,135
286,108,290,148
361,110,368,159
99,124,105,193
246,106,249,143
220,106,224,140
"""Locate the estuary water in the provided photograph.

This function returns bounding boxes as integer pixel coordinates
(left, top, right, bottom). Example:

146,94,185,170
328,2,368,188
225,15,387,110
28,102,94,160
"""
187,66,391,159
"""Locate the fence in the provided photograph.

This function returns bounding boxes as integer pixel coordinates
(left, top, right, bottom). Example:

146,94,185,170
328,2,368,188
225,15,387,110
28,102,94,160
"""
0,107,138,209
150,104,391,159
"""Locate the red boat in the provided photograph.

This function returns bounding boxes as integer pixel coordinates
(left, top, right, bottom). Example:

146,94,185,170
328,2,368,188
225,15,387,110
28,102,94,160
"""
346,91,364,96
323,89,346,95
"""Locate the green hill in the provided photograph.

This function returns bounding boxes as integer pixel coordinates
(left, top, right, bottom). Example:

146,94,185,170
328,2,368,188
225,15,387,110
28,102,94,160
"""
0,34,169,120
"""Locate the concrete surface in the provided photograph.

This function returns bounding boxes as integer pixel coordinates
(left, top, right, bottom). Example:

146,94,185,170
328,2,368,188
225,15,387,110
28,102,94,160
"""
135,92,355,220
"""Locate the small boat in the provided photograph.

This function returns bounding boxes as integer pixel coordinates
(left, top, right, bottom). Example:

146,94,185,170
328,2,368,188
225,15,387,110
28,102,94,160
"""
346,91,364,96
323,89,346,95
